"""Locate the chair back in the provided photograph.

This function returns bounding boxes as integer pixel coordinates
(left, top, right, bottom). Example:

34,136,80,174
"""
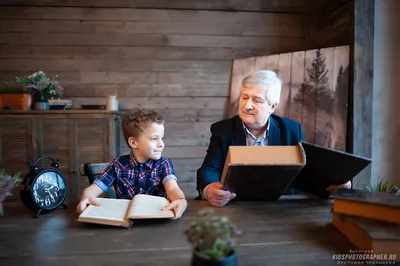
79,163,116,198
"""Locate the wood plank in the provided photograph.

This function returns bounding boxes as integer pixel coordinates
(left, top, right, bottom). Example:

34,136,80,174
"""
119,145,207,159
63,84,229,97
0,6,313,21
301,49,317,143
275,53,292,118
164,146,208,159
330,45,349,151
0,0,329,13
151,60,232,72
68,118,79,202
118,121,213,141
120,133,211,147
164,121,213,136
0,18,303,37
314,47,334,148
167,35,304,50
229,57,256,117
0,59,152,72
0,45,293,61
0,199,356,266
289,51,305,123
69,97,229,110
179,182,198,197
265,54,279,73
0,45,233,60
0,71,80,83
148,109,227,122
305,0,352,49
353,0,373,189
153,71,230,84
0,59,231,72
80,71,230,84
169,158,204,171
0,118,31,202
254,55,269,71
0,33,166,46
0,34,301,51
233,49,280,59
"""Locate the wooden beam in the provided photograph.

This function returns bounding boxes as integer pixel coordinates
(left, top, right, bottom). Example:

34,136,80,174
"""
0,0,329,13
352,0,374,188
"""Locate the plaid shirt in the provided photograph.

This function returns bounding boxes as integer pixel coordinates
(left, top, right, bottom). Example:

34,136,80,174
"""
94,152,177,199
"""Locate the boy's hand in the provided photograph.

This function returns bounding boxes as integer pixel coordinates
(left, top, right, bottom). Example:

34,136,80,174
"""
76,197,101,214
161,199,187,219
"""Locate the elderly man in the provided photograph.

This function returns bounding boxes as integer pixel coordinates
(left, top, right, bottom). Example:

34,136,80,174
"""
196,70,351,207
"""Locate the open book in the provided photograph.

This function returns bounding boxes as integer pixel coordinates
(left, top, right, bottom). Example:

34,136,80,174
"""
78,194,175,228
220,141,372,201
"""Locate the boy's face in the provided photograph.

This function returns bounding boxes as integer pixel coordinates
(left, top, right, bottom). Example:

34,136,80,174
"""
129,122,165,162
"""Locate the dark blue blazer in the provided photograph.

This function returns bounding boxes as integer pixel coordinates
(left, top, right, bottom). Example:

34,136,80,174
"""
196,114,305,197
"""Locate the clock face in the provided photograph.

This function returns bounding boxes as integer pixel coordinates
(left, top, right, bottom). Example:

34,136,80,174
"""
32,171,66,209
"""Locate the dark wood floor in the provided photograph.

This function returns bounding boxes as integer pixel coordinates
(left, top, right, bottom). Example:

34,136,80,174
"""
0,197,360,266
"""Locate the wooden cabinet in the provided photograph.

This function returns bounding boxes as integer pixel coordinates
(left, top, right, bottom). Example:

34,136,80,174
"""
0,110,122,203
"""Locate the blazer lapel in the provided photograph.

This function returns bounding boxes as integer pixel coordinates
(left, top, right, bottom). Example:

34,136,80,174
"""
268,116,280,145
233,116,246,146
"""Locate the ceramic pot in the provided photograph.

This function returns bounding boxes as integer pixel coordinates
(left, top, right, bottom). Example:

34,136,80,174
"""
191,250,237,266
33,101,49,110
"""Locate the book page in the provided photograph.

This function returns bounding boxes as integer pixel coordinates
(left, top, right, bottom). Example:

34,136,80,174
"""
79,198,131,222
128,194,175,219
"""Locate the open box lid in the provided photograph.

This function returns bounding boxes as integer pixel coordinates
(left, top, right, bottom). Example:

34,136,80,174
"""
221,144,306,201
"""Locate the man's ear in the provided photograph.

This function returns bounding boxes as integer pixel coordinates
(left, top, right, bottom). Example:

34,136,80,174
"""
270,103,278,113
128,137,138,149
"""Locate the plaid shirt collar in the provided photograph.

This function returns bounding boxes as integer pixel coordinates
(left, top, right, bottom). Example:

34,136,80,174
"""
129,151,157,169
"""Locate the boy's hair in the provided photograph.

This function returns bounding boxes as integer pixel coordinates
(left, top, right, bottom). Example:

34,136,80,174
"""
121,109,165,148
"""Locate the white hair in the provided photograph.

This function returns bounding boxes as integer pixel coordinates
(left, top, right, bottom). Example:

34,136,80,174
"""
241,69,282,105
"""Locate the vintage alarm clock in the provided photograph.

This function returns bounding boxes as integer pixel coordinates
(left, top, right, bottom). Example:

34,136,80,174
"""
20,156,68,218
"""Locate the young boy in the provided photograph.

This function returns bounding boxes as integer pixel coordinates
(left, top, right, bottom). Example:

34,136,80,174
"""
76,109,187,219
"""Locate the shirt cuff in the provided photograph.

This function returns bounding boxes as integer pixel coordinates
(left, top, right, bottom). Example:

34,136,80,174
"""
93,179,109,192
162,174,178,185
201,184,211,199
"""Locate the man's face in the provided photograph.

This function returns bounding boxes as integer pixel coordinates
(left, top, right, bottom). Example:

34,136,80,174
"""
129,122,165,162
238,85,277,129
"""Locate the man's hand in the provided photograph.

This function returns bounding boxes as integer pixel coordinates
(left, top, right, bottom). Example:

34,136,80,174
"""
206,182,236,207
76,197,101,214
326,181,352,194
161,199,187,219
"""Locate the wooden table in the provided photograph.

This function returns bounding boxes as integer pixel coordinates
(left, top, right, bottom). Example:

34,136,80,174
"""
0,197,356,266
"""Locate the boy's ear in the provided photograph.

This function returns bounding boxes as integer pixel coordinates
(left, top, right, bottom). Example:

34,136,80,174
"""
128,137,138,149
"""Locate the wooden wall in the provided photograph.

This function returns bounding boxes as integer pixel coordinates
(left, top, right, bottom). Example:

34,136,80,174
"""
305,0,353,50
0,1,337,197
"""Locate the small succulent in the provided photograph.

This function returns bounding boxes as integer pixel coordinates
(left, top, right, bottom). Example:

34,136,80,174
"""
184,209,241,261
0,170,22,216
365,178,400,195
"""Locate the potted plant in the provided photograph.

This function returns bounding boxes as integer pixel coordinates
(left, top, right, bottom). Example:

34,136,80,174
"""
0,83,31,111
365,178,400,195
15,71,64,110
0,170,22,216
184,209,241,266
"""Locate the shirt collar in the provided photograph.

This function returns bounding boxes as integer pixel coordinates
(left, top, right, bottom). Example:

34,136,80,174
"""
129,151,155,169
242,118,270,140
